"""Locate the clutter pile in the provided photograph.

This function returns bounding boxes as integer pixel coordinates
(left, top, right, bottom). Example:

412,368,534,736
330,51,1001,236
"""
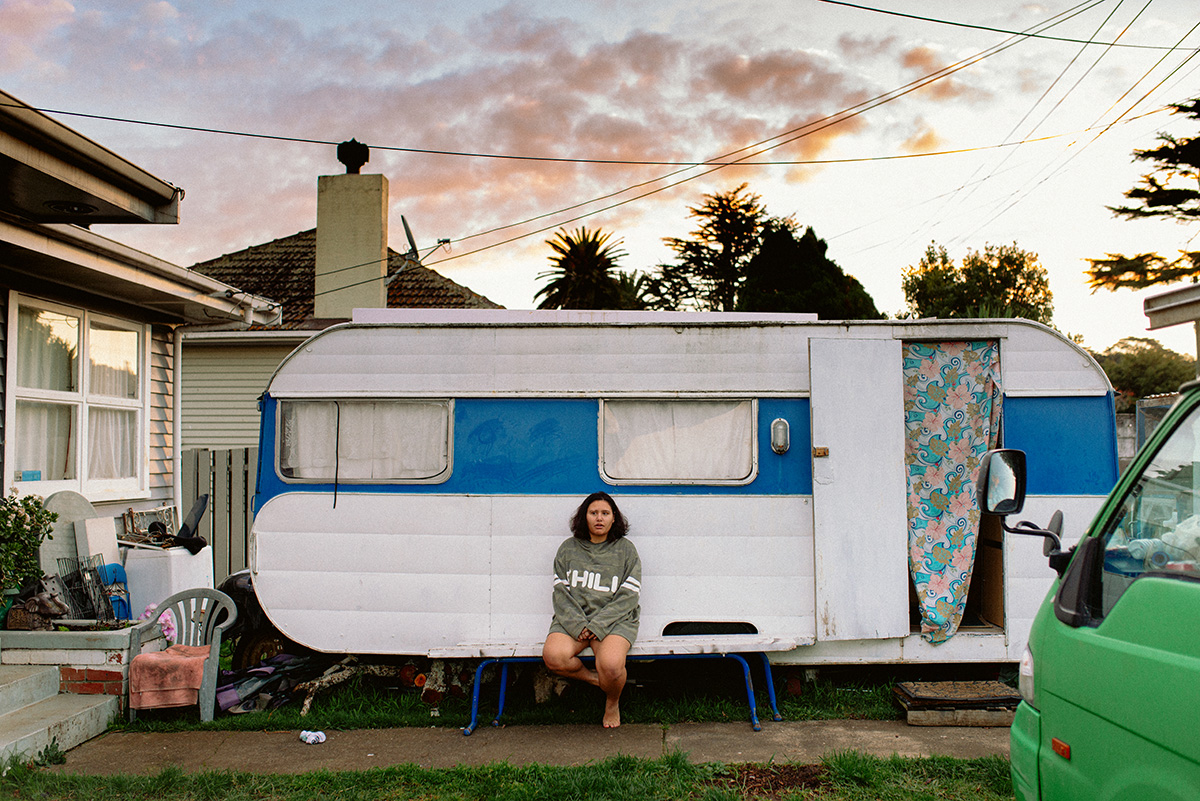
2,494,212,632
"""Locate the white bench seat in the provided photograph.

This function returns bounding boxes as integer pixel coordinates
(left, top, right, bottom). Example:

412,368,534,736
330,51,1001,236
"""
430,634,799,659
449,635,796,735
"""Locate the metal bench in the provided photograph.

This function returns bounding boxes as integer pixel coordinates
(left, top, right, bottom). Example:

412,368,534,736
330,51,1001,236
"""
430,635,798,735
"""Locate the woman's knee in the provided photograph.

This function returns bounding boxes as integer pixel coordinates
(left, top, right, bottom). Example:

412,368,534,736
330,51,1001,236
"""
542,636,577,672
594,652,627,682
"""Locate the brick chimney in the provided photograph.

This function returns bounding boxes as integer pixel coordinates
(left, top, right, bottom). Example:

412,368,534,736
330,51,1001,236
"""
314,143,388,318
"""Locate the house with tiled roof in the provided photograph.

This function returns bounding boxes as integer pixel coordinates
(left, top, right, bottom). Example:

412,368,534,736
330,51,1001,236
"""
181,164,501,449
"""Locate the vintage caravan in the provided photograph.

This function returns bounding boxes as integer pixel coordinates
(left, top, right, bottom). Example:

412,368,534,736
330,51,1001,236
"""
244,310,1117,666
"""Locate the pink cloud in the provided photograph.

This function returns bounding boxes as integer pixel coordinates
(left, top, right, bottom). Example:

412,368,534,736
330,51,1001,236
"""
899,45,993,103
24,4,923,304
0,0,75,71
837,32,900,61
901,123,944,154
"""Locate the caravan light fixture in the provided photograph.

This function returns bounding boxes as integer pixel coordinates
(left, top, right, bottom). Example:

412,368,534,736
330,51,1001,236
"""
770,418,790,454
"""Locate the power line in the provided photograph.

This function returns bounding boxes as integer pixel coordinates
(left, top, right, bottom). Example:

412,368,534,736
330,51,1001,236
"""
935,0,1144,245
310,121,1145,300
0,100,1098,169
311,1,1118,294
818,0,1184,50
424,0,1112,266
961,18,1200,240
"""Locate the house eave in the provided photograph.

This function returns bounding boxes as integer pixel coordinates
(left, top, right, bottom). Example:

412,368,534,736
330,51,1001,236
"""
1144,283,1200,330
0,90,179,225
0,216,278,325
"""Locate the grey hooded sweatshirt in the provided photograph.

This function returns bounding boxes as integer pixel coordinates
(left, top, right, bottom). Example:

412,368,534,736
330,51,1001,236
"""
549,536,641,646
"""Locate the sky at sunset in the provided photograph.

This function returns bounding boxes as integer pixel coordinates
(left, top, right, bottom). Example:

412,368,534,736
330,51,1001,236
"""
3,0,1199,353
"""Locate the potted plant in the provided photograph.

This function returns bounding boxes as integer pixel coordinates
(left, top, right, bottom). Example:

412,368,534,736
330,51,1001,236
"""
0,489,57,621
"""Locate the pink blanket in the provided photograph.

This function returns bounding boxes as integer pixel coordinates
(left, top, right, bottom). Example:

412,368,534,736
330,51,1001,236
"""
129,644,211,709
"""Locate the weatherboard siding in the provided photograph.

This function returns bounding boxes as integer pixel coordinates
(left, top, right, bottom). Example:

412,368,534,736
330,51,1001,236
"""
182,343,297,450
148,326,173,503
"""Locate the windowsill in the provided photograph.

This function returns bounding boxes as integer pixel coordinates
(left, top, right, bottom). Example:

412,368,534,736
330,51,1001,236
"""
11,482,151,504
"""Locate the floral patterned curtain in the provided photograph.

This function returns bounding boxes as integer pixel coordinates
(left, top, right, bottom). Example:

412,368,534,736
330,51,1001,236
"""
904,341,1002,644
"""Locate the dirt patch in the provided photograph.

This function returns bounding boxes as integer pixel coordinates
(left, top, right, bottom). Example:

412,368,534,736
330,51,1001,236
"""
712,763,828,798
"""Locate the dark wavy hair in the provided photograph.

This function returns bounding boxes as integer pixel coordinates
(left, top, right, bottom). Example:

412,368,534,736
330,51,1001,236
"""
570,491,629,541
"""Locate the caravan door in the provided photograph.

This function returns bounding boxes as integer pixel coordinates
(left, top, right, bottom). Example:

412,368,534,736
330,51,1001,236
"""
809,337,910,641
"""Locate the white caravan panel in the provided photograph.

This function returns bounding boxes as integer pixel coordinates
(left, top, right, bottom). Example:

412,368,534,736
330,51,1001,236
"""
809,337,909,641
252,493,815,654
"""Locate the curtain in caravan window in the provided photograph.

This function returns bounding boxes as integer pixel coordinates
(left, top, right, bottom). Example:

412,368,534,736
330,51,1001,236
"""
279,400,449,481
603,400,754,482
904,341,1002,644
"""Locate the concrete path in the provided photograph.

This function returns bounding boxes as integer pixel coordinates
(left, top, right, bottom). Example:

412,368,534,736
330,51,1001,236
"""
49,721,1010,775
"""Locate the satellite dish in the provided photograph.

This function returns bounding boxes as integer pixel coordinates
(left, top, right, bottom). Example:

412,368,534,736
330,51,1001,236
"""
402,215,419,259
387,215,422,286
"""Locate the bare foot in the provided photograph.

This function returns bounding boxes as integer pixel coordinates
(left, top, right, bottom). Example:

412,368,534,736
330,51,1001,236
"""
603,699,621,728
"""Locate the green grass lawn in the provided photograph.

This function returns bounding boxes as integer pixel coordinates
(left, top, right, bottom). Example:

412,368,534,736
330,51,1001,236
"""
111,658,904,733
2,657,1016,799
3,750,1014,800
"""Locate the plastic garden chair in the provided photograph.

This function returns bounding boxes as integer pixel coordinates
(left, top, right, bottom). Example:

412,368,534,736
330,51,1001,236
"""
128,588,237,722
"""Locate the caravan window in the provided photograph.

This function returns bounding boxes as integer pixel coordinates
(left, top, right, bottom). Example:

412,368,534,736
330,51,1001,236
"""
600,399,756,484
278,400,451,482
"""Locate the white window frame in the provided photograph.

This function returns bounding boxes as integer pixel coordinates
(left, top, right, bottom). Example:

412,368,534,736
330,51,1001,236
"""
275,398,454,484
5,294,150,502
598,398,759,486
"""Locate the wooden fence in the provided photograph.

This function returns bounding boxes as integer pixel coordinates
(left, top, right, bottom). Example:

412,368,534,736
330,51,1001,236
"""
180,447,257,584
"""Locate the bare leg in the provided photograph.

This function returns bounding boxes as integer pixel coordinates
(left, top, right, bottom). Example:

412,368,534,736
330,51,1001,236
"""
592,634,631,728
542,632,598,686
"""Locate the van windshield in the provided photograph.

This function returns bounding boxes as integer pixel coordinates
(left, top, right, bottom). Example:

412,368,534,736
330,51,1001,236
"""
1099,401,1200,615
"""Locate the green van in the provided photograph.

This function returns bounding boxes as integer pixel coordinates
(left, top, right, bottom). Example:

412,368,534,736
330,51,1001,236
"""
979,381,1200,800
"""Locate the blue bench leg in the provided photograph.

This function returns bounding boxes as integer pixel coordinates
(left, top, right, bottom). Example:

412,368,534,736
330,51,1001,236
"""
492,661,512,728
759,652,782,722
726,654,761,732
463,658,497,736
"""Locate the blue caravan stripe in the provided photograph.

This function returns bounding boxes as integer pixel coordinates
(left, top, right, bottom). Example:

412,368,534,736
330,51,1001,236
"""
255,396,812,504
1002,394,1118,496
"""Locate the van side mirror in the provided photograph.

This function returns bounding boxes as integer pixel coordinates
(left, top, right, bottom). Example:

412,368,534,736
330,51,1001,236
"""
1054,536,1102,627
977,449,1027,515
978,448,1070,575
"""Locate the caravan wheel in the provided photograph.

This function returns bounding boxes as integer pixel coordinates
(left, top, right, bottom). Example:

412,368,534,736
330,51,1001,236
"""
232,628,309,670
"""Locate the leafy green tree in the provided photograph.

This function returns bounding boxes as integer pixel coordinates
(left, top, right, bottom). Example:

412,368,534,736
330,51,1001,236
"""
613,271,653,310
1087,97,1200,290
1086,251,1200,291
737,223,884,318
902,242,1054,324
656,184,770,311
534,227,625,310
1089,337,1196,412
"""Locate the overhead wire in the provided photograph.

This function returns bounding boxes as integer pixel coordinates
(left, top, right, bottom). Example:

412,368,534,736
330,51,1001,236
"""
313,0,1120,294
303,119,1146,299
962,16,1200,240
817,0,1183,50
420,0,1114,270
932,0,1142,247
0,98,1137,169
23,1,1163,297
